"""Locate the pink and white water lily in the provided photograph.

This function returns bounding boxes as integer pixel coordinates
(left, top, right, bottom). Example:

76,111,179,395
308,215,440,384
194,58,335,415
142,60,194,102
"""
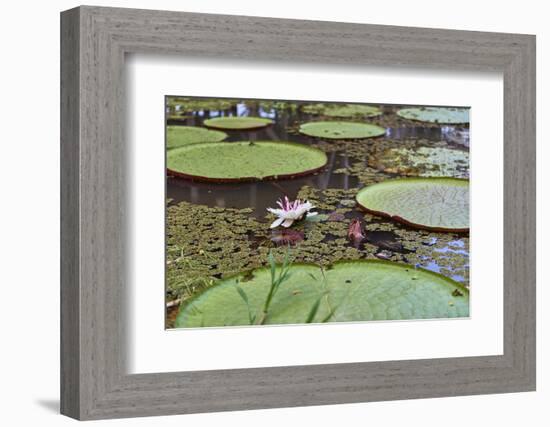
267,197,317,228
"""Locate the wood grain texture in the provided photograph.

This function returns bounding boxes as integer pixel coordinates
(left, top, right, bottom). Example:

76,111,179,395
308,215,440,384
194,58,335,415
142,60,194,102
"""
60,7,80,419
60,5,536,420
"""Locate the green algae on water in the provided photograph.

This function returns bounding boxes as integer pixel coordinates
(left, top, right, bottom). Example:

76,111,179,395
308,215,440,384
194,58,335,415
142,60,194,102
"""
369,146,470,178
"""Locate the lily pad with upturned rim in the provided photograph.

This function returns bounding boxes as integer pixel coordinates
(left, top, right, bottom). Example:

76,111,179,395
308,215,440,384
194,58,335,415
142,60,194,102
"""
396,107,469,124
203,116,273,130
166,126,227,149
167,141,328,182
174,260,469,328
356,178,469,232
302,103,383,118
299,121,386,139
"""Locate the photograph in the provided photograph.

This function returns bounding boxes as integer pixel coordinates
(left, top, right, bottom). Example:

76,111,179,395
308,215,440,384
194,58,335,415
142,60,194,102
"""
165,96,470,329
50,3,538,421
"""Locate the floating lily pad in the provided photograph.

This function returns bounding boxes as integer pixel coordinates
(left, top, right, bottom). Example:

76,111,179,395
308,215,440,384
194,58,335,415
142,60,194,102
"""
166,113,193,122
166,126,227,149
369,147,469,178
396,107,469,124
302,103,382,118
259,101,297,111
174,260,469,328
167,141,327,182
299,121,386,139
356,178,469,232
203,116,273,130
446,128,470,147
167,98,233,112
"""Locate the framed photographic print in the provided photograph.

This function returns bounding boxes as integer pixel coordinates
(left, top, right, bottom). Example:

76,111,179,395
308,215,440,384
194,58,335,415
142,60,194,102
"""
61,6,536,420
164,96,471,330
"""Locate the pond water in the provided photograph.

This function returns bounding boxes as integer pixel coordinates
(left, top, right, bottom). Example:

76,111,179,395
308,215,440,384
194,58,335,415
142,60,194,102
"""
168,102,468,215
165,99,470,326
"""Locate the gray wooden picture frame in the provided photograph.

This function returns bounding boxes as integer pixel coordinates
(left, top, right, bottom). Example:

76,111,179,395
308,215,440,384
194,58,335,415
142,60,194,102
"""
60,5,536,420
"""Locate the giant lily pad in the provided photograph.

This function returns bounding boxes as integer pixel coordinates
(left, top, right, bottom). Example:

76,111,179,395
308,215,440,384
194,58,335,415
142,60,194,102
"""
167,141,327,182
174,260,469,328
166,126,227,149
369,147,469,178
203,116,273,130
299,121,386,139
302,103,382,118
356,178,469,232
396,107,469,124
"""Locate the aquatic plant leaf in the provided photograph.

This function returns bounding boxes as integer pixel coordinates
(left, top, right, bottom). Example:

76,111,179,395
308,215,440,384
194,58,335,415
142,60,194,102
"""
369,147,469,178
356,178,469,232
259,101,297,111
302,103,382,118
166,97,233,112
174,260,469,327
446,128,470,147
203,116,273,130
166,113,193,122
299,121,385,139
305,214,329,222
396,107,469,124
166,126,227,149
167,141,327,182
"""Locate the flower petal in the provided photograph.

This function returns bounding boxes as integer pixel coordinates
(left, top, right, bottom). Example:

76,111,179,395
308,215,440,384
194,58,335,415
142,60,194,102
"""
270,217,286,229
267,208,285,216
281,218,294,228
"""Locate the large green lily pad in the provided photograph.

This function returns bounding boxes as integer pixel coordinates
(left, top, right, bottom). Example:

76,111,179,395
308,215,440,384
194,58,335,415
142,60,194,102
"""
167,141,327,182
396,107,469,124
203,116,273,130
356,178,469,232
302,103,382,118
299,121,386,139
174,260,469,328
166,126,227,149
369,147,469,178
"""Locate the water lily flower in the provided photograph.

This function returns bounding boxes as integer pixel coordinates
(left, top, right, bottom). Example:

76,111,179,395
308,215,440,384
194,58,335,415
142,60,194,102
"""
267,196,317,228
348,218,365,242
